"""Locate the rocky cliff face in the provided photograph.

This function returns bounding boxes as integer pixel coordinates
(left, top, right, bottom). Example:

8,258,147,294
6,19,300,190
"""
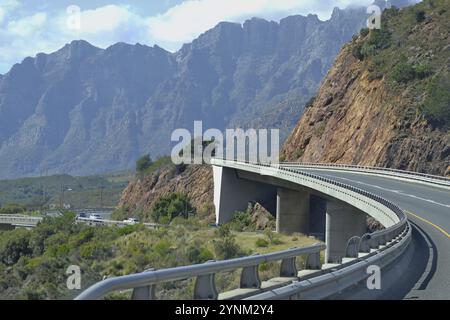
283,1,450,176
0,6,375,179
118,165,214,219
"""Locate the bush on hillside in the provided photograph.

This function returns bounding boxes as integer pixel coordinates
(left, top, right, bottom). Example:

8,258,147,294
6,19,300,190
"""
420,74,450,129
136,154,153,174
150,193,195,223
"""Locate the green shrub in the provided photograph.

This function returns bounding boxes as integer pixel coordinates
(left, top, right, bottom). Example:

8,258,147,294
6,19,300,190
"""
213,231,243,260
414,63,433,79
151,193,194,223
0,203,27,214
255,238,269,248
355,29,391,61
415,10,426,22
216,224,231,238
228,211,254,232
352,44,364,61
186,245,214,264
264,228,283,245
366,29,391,50
136,154,153,174
153,238,172,256
0,229,32,265
391,56,433,83
391,56,416,83
117,224,139,236
360,28,370,37
79,242,112,260
420,74,450,129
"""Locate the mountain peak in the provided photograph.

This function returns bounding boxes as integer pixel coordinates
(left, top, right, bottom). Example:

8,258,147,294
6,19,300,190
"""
58,40,102,58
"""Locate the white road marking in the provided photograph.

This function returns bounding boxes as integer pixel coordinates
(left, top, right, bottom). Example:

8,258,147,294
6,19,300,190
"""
302,171,450,209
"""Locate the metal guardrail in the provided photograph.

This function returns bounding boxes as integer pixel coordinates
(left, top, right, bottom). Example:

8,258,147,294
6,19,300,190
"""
77,159,412,300
76,244,326,300
75,217,160,228
281,162,450,187
0,215,159,229
247,223,412,300
0,214,43,227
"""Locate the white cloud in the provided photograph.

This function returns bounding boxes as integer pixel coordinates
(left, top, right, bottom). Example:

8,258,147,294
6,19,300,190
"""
0,0,20,25
55,5,150,48
147,0,373,43
7,12,47,36
77,5,134,34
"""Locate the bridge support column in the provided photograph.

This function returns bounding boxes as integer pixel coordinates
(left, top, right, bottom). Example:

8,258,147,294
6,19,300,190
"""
213,166,276,225
325,201,367,263
276,188,310,234
309,195,326,241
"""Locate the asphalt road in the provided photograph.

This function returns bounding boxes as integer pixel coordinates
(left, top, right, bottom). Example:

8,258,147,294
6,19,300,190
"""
287,167,450,300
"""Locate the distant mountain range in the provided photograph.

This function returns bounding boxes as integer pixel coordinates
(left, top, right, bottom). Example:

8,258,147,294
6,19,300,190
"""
0,1,411,178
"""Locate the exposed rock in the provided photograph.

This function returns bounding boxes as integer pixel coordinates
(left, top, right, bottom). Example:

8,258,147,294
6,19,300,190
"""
248,202,275,230
282,2,450,176
367,217,385,232
119,164,214,220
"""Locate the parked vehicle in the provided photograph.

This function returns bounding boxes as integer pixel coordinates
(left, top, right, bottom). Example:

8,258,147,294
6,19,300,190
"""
89,214,103,220
76,212,87,219
123,217,139,225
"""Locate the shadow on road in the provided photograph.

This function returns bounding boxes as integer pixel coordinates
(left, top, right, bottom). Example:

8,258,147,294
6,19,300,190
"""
379,221,438,299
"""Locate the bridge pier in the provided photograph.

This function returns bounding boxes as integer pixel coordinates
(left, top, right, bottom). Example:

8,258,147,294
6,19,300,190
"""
213,166,276,225
276,188,310,234
325,201,367,263
309,195,326,240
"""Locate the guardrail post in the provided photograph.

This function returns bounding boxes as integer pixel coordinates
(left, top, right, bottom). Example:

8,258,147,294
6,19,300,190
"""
280,257,297,277
240,264,261,289
132,284,156,300
131,268,156,300
370,235,380,249
305,252,321,270
194,273,218,300
345,236,360,258
358,234,371,253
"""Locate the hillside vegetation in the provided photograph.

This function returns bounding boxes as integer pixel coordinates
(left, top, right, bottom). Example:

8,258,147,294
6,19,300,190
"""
352,0,450,129
0,213,316,299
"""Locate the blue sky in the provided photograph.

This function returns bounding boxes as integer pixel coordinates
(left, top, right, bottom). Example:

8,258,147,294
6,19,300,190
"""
0,0,377,74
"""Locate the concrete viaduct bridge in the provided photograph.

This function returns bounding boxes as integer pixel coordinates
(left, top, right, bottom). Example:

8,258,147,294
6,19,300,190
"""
75,159,449,300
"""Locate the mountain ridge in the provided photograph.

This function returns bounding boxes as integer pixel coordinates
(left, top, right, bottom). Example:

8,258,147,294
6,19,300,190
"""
0,2,410,179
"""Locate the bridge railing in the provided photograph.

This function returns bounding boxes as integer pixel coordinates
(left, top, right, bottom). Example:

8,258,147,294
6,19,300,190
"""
75,243,326,300
280,162,450,187
75,217,160,228
0,214,43,226
221,159,407,228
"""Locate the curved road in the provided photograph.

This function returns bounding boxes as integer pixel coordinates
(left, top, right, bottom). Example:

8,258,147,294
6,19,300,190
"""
287,167,449,300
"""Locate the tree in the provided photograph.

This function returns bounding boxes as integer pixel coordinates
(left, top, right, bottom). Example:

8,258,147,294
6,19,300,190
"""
420,73,450,129
415,10,426,23
0,203,26,214
150,193,194,223
136,154,153,174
